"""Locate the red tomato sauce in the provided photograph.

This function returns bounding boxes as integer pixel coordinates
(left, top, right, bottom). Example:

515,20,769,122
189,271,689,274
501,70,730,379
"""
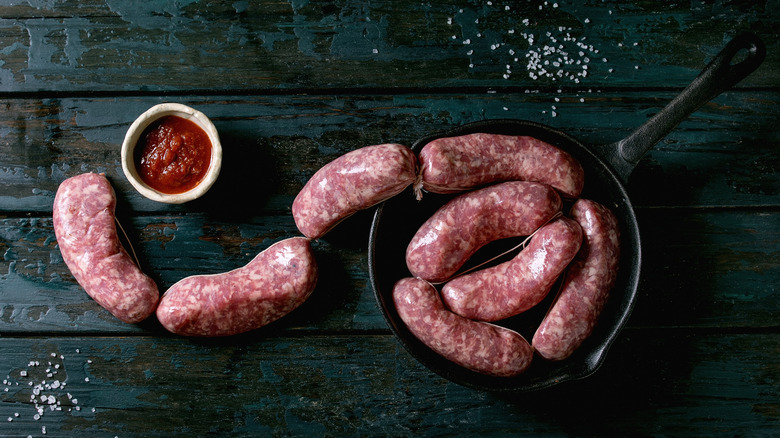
135,115,212,194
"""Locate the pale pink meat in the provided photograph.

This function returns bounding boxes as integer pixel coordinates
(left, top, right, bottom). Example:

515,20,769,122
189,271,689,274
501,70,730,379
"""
532,199,621,361
52,173,159,324
156,237,318,337
292,143,418,239
393,277,533,377
441,217,583,322
405,181,562,283
419,133,584,198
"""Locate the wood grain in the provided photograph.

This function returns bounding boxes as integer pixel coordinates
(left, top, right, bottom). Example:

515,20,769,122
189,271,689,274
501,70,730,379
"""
1,208,777,334
0,91,777,213
0,1,778,436
0,332,777,437
0,1,776,92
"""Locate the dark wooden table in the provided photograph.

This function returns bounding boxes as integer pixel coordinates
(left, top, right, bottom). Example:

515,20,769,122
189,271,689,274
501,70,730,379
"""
1,1,778,436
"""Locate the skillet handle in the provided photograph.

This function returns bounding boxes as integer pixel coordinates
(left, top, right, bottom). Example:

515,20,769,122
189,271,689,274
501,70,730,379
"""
605,32,765,182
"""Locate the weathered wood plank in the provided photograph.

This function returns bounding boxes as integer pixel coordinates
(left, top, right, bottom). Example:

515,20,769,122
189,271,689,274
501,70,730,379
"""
0,331,777,437
0,91,778,213
634,207,780,330
0,0,776,92
0,2,775,435
1,209,777,333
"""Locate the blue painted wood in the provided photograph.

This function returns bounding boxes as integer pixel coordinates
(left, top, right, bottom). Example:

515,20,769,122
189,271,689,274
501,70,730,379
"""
0,1,776,92
0,1,778,436
0,332,777,437
0,91,777,213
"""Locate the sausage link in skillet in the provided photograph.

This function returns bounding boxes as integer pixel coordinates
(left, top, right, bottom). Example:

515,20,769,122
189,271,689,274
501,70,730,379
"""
533,199,621,361
405,181,562,283
393,277,533,377
441,217,582,322
418,133,585,198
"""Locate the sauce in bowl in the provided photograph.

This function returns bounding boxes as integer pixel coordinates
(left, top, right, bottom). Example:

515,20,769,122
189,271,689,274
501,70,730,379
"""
134,115,212,194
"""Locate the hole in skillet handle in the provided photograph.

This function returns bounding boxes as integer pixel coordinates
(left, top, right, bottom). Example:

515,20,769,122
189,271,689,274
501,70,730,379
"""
368,119,642,392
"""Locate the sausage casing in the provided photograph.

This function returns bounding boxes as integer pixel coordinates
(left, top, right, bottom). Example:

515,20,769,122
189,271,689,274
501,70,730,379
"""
419,133,585,198
405,181,562,283
52,173,159,323
393,277,533,377
292,143,417,239
441,217,583,322
532,199,621,361
156,236,317,337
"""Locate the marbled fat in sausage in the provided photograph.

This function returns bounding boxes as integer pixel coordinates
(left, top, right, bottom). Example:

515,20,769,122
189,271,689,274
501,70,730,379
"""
292,143,418,239
441,217,583,322
156,237,317,337
393,277,533,377
418,133,585,198
405,181,562,283
52,173,159,323
532,199,621,361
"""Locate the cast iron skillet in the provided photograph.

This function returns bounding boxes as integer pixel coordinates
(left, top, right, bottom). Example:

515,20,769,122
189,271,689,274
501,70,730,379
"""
368,32,765,392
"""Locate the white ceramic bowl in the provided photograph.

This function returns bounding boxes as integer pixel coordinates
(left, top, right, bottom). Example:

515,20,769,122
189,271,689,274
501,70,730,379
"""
121,103,223,204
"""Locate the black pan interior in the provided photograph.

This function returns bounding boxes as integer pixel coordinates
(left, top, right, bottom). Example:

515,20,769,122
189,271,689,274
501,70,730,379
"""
368,119,642,392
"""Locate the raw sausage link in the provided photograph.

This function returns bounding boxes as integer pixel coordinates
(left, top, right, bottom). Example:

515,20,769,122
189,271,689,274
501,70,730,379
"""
441,217,583,322
393,277,533,377
418,133,585,198
156,237,318,337
532,199,621,361
405,181,562,283
52,173,159,324
292,143,418,239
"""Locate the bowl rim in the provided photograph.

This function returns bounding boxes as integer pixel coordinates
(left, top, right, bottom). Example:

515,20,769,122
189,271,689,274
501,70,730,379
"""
121,102,223,204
